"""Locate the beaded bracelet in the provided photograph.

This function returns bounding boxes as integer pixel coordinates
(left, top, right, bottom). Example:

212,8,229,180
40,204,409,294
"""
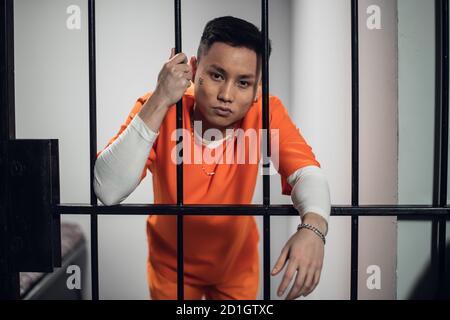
297,223,326,245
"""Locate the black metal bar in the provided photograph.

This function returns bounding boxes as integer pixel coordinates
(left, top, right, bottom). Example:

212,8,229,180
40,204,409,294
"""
350,0,359,301
433,0,443,287
437,217,447,298
261,0,271,301
434,0,449,299
57,204,450,217
261,2,270,205
88,0,99,301
431,218,439,292
174,0,184,301
0,0,14,140
439,0,449,215
0,0,19,299
439,0,449,300
434,0,444,211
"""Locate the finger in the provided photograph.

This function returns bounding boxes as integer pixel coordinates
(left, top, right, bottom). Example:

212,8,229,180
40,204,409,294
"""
172,63,192,74
168,52,188,66
184,77,192,87
184,65,193,74
272,247,289,276
173,68,192,83
314,269,322,288
298,268,315,297
303,270,321,297
169,47,175,59
277,260,297,297
304,270,321,297
185,69,193,81
285,266,307,300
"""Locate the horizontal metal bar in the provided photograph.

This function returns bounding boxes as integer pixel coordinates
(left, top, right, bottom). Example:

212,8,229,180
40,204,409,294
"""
56,204,450,217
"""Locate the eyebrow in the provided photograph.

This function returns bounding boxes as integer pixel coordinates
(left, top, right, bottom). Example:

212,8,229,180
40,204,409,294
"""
208,64,256,80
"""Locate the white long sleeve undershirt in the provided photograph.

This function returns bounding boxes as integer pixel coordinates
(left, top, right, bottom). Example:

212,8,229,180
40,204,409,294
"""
93,115,159,206
287,164,331,225
94,114,331,224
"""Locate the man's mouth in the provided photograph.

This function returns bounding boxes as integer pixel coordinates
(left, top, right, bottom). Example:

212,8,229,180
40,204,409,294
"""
212,106,232,116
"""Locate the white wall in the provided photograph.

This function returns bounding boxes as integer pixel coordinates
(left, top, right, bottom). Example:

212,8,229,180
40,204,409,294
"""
397,0,438,299
290,0,352,299
357,0,398,299
14,0,93,298
291,0,399,300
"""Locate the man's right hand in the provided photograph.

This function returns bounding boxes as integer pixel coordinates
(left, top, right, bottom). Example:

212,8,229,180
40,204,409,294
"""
153,48,193,108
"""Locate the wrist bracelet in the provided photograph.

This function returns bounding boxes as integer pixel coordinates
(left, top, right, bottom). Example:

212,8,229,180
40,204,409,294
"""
297,223,326,245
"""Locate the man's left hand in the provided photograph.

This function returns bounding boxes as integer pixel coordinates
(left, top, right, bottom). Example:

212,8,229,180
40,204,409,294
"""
271,213,326,300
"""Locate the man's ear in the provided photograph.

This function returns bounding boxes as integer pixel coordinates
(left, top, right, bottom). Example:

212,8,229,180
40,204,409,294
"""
254,82,262,102
190,56,198,83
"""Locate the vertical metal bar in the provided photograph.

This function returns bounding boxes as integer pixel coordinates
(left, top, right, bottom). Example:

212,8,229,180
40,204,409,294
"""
0,2,14,140
433,0,442,265
433,0,448,299
261,0,271,301
437,217,447,298
439,0,449,210
174,0,184,301
350,0,359,301
431,219,439,289
0,0,19,299
439,0,449,301
88,0,99,300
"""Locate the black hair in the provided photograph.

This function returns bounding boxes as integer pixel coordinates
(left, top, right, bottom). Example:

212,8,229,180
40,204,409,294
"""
197,16,272,62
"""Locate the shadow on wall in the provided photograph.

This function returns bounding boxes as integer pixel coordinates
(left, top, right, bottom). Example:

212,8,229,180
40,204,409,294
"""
408,241,450,300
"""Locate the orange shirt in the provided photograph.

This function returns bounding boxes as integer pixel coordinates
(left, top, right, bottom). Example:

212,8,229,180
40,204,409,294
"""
98,86,320,285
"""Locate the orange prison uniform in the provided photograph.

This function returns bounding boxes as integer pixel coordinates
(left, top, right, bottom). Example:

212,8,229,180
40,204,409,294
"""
97,86,321,299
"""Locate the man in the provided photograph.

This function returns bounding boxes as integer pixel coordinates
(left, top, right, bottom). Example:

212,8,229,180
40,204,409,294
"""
94,16,331,300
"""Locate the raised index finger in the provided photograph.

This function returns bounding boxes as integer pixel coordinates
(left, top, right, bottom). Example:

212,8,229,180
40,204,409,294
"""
167,52,188,66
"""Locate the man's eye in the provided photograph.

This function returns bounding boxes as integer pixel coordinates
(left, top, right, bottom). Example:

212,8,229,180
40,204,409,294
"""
239,81,249,88
211,72,223,80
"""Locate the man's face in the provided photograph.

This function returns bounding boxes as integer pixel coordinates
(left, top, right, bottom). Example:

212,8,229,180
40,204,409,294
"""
190,42,261,131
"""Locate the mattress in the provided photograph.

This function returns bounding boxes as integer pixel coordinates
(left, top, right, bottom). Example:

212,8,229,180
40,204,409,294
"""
19,222,85,297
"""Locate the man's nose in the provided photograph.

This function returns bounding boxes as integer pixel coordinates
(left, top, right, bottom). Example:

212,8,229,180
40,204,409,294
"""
217,81,234,103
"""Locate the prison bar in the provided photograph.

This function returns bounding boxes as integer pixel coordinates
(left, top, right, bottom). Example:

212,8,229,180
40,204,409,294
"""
0,0,20,299
87,0,99,301
174,0,185,301
350,0,359,301
261,0,271,301
434,0,449,299
57,204,450,217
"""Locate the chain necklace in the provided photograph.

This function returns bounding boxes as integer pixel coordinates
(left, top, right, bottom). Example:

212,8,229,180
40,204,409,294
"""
190,107,235,176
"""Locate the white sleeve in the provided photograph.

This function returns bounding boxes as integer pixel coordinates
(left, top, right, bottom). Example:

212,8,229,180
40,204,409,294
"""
287,165,331,224
93,114,159,205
